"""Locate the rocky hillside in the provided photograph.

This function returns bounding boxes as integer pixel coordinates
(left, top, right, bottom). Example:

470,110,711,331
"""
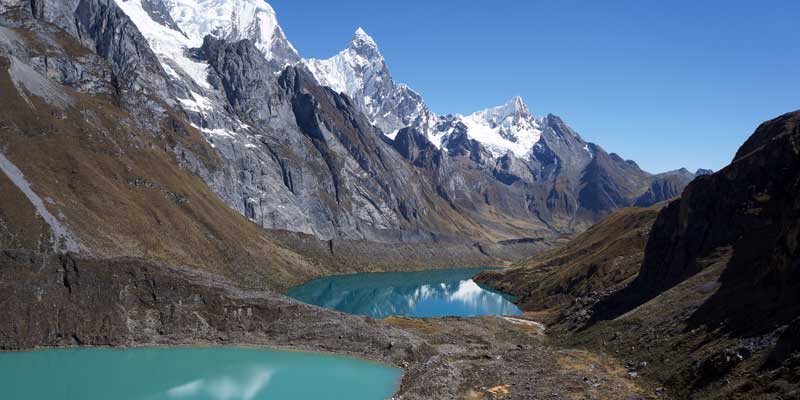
0,1,550,293
306,27,704,234
602,110,800,327
480,110,800,399
588,111,800,399
476,206,661,320
634,168,711,207
0,0,703,254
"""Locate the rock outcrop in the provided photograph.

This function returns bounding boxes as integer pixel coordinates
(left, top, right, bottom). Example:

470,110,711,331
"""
630,110,800,334
479,111,800,399
584,109,800,396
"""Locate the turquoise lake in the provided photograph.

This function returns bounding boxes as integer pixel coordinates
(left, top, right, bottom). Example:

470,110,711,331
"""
0,347,401,400
287,267,523,318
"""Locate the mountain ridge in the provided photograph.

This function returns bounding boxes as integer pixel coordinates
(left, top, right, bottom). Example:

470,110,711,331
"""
475,110,800,399
0,0,704,246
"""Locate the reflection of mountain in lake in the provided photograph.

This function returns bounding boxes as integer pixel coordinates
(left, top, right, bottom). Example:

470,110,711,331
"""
287,268,522,318
0,347,400,400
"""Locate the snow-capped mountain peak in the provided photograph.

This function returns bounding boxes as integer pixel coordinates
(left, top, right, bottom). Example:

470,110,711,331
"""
302,27,438,140
117,0,557,161
304,27,386,95
115,0,299,88
168,0,299,64
472,96,534,128
454,97,542,158
350,27,379,52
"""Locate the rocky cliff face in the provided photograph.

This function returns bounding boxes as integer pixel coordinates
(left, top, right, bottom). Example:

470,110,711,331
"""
304,28,435,138
476,111,800,399
630,110,800,333
0,0,700,247
579,111,800,398
0,250,417,352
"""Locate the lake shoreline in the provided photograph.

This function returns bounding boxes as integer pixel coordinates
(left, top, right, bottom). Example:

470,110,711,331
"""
287,267,522,319
0,346,402,400
0,250,646,399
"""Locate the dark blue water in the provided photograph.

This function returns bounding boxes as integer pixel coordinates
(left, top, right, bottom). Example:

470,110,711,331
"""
0,347,401,400
287,268,522,318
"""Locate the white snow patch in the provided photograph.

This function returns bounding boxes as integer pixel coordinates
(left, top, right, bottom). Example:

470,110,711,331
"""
583,144,593,158
459,96,542,158
114,0,212,89
499,316,546,332
162,63,180,80
203,128,235,137
191,123,235,138
169,0,297,64
178,91,214,113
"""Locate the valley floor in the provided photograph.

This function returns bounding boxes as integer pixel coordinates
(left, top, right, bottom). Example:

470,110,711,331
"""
0,250,653,400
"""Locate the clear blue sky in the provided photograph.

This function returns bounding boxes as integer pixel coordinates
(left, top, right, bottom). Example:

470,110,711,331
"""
271,0,799,173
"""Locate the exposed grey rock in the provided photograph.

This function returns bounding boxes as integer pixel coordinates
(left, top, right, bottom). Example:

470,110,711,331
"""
7,55,74,108
391,127,442,169
0,0,698,244
75,0,171,97
0,153,81,252
634,168,698,207
695,168,713,176
304,28,436,137
190,36,465,241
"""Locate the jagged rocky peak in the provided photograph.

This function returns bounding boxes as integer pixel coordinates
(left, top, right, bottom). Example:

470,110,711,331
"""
468,96,538,133
480,96,533,125
139,0,184,34
435,97,543,158
349,27,380,55
303,26,435,138
304,26,388,95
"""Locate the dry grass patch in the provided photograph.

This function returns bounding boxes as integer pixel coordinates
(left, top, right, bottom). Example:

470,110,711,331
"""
557,349,645,398
383,317,440,335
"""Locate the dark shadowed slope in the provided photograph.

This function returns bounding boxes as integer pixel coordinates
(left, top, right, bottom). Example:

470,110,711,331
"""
479,111,800,399
601,110,800,329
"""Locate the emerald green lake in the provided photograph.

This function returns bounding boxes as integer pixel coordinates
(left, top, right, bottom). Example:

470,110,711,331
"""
287,267,523,318
0,347,400,400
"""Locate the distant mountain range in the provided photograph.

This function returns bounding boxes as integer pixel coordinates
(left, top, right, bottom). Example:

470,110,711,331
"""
0,0,708,245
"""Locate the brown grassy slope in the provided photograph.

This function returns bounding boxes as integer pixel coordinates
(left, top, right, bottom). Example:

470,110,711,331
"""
475,206,660,317
0,54,324,291
0,168,52,251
